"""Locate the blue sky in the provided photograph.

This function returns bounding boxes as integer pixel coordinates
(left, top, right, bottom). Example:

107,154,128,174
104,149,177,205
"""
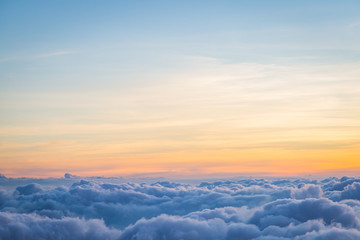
2,1,359,63
1,1,360,86
2,0,359,99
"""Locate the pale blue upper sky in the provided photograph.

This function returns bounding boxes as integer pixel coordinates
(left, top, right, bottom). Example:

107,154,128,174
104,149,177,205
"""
1,0,360,93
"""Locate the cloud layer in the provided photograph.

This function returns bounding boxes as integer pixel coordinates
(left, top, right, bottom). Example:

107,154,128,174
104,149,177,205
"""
1,176,360,239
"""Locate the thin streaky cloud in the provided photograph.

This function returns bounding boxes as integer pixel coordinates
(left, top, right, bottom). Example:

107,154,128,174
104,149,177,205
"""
0,51,74,63
36,51,74,58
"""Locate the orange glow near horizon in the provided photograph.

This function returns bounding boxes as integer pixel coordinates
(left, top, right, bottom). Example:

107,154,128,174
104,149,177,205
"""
1,142,359,178
1,58,360,178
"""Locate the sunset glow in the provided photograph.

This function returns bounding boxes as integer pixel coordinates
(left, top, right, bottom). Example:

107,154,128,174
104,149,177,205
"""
1,1,359,178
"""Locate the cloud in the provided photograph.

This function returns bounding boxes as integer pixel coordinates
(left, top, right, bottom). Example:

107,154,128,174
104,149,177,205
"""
0,176,360,239
0,212,120,240
297,228,360,240
290,184,323,199
329,177,360,191
15,183,43,195
64,173,79,179
248,198,360,229
36,51,73,58
340,182,360,200
119,214,227,240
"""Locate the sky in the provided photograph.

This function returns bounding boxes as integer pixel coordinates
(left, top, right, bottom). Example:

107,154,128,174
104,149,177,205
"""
0,0,360,178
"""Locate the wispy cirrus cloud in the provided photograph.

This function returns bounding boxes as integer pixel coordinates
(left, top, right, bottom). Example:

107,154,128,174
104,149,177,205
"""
0,51,74,63
35,51,74,58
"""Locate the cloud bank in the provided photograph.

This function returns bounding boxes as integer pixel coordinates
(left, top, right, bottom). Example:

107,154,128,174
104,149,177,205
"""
1,176,360,239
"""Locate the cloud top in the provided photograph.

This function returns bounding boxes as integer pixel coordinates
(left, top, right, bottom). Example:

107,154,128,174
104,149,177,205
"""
1,176,360,239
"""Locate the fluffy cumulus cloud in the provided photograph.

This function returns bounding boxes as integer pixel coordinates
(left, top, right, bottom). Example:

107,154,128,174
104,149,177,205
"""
1,176,360,239
0,212,121,240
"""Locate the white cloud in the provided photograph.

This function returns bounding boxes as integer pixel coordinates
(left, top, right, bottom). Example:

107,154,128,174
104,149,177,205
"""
1,176,360,239
36,51,73,58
